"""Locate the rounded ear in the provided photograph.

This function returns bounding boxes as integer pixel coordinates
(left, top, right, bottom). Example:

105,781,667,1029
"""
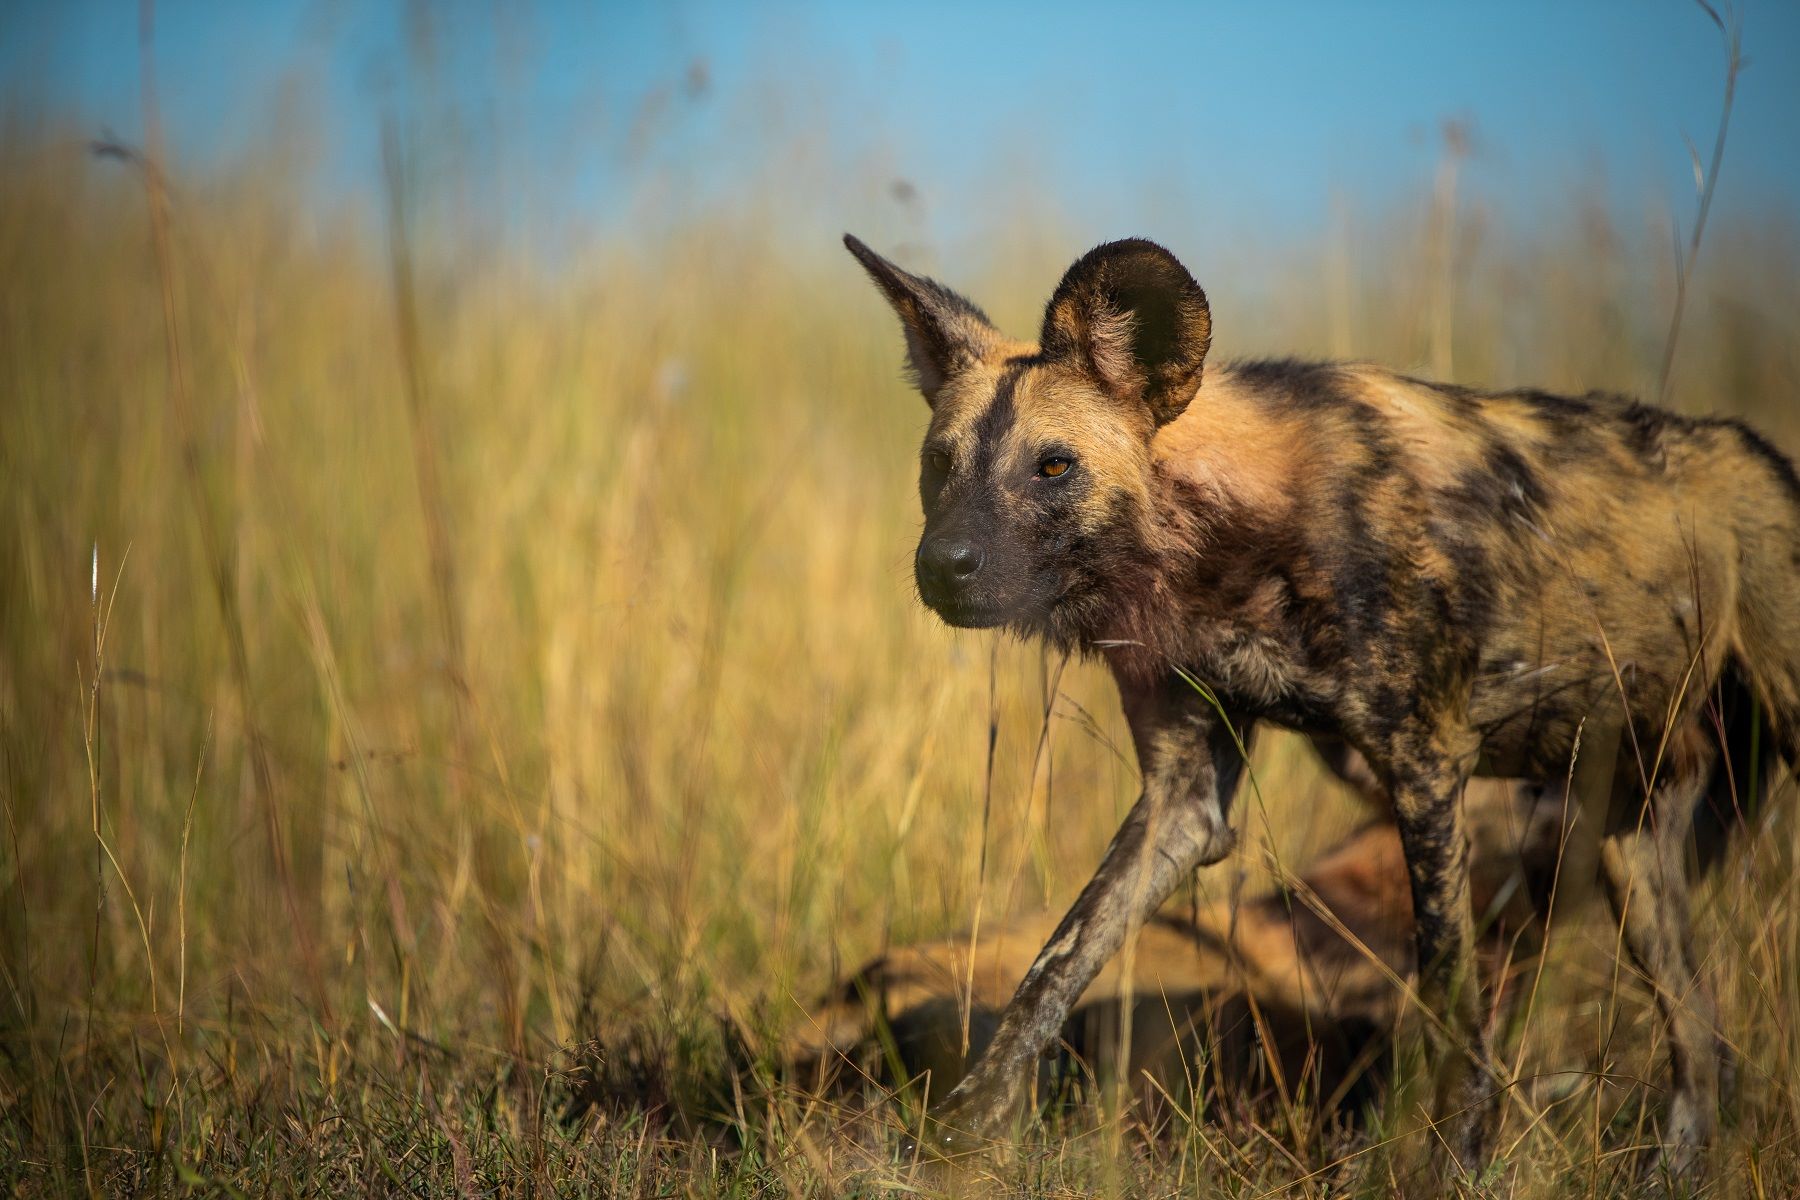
844,233,999,405
1039,239,1211,426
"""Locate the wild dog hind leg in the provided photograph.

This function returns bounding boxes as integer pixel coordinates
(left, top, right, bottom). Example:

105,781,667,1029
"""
1597,742,1718,1178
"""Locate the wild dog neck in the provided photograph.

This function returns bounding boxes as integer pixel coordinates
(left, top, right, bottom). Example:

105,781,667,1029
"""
1081,370,1320,697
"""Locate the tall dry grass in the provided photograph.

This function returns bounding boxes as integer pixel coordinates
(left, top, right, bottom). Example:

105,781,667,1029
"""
3,105,1800,1194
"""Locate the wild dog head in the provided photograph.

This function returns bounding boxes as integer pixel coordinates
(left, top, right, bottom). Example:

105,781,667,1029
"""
845,234,1212,643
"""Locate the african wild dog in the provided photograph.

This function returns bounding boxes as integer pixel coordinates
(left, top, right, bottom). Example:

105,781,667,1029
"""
845,233,1800,1178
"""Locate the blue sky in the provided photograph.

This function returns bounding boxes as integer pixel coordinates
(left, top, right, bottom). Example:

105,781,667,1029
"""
4,1,1797,261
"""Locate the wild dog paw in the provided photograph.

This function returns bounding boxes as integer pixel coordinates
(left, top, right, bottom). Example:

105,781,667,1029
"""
896,1079,1023,1162
1651,1091,1714,1183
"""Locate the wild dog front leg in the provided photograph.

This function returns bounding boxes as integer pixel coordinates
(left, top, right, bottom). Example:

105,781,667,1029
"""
1383,718,1496,1175
908,685,1246,1155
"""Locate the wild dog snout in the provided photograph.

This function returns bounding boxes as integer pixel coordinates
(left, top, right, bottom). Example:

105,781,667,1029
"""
916,534,985,603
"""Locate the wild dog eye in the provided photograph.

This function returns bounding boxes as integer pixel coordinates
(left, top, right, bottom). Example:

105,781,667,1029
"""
1037,456,1074,479
925,450,952,474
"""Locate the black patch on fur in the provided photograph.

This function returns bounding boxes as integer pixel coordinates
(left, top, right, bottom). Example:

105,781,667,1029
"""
1326,425,1406,658
1369,681,1421,728
969,364,1023,475
1228,357,1358,413
1436,528,1496,642
1482,442,1548,518
1519,388,1596,428
1332,498,1397,649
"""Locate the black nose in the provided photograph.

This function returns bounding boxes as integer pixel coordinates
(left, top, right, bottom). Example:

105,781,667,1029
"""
919,537,984,588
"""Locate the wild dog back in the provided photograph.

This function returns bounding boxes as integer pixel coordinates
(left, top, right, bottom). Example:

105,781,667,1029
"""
1140,358,1800,779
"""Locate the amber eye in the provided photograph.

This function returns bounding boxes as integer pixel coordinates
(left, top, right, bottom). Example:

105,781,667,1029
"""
926,450,952,474
1038,456,1074,478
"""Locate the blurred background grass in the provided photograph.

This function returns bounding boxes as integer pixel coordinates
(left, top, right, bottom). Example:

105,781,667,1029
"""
4,2,1800,1194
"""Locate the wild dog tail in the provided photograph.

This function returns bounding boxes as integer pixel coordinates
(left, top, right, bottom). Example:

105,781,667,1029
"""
1711,417,1800,859
1692,415,1800,870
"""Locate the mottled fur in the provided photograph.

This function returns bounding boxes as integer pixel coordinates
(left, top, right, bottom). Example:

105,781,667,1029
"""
845,233,1800,1179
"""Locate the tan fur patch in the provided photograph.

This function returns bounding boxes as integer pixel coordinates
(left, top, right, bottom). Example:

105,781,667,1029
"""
1335,363,1479,494
1153,372,1305,518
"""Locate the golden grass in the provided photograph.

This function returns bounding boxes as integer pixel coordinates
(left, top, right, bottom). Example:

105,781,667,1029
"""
3,117,1800,1195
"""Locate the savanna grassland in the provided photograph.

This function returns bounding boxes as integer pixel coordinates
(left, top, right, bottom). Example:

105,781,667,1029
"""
4,99,1800,1197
